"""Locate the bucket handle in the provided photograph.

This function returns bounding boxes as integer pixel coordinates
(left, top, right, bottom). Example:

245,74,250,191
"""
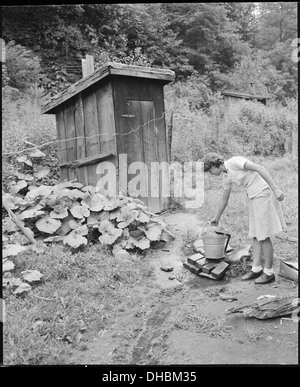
215,231,231,253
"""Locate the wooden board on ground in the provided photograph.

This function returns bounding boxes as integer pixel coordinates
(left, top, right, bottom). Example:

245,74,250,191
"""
211,261,230,279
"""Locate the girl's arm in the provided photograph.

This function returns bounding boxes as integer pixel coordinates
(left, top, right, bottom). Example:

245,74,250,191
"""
211,187,231,225
244,161,284,201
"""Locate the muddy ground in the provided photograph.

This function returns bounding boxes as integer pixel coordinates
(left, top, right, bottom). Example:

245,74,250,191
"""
70,212,298,365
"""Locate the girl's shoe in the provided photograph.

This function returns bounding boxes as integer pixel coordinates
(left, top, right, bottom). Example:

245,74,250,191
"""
254,273,275,284
241,270,263,280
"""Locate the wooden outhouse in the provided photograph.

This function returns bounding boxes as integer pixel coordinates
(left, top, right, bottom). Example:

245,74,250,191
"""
41,62,175,213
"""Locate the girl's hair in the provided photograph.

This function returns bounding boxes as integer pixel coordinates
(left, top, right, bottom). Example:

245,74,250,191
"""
203,152,224,172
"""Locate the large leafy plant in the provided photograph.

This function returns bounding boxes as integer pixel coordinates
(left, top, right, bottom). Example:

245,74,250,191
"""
3,171,174,252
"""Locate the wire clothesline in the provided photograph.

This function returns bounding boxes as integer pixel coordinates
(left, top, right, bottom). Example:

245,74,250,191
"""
3,113,167,156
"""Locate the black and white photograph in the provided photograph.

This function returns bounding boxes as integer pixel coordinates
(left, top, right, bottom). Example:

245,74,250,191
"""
1,3,298,370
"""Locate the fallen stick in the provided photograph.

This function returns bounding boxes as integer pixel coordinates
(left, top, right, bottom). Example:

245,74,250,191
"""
275,235,298,243
2,190,37,245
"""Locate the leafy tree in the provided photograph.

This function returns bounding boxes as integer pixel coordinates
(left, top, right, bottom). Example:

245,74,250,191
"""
254,2,297,49
212,53,280,97
4,41,41,92
161,3,251,76
224,2,258,44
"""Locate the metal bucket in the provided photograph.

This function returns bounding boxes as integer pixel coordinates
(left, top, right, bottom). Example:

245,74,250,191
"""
202,229,231,259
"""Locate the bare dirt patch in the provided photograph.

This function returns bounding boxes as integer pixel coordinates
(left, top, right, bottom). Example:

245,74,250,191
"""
70,211,298,365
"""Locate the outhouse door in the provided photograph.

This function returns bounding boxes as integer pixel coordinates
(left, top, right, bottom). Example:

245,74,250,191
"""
120,99,168,213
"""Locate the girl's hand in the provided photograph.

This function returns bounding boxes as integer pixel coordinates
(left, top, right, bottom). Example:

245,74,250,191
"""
210,217,219,226
274,188,284,201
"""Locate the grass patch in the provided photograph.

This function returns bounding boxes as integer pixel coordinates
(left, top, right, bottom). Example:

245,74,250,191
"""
244,326,263,342
186,312,233,339
3,243,154,365
175,311,233,339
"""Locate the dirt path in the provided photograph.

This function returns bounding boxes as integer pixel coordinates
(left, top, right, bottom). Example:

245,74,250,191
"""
70,212,298,365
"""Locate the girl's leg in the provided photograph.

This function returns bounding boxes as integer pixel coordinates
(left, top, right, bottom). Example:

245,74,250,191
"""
261,237,273,272
254,237,275,283
252,237,263,271
242,237,263,280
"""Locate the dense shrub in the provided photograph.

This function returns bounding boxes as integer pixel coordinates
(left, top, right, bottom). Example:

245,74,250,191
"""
165,79,297,163
4,41,41,93
2,95,58,191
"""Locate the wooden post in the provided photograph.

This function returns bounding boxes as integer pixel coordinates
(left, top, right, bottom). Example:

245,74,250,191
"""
168,111,173,162
250,82,256,95
2,190,37,245
82,54,94,78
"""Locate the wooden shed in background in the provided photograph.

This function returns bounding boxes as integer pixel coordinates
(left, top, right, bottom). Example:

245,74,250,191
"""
41,62,175,213
221,90,270,107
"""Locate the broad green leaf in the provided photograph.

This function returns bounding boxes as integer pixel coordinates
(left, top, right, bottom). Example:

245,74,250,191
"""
63,232,88,249
87,210,110,226
3,244,27,258
73,225,88,236
10,180,27,195
50,207,69,219
126,202,138,210
130,237,150,250
98,220,122,245
56,189,75,200
98,229,122,245
103,198,122,211
70,202,90,219
124,239,135,250
16,155,33,167
70,189,85,199
116,206,138,226
14,172,34,181
3,272,12,287
59,197,73,209
137,211,150,223
19,208,45,220
34,168,50,180
109,209,121,220
36,216,61,234
129,229,145,240
29,149,46,158
54,204,67,213
112,242,125,255
21,270,43,282
8,277,23,287
144,224,163,241
57,215,73,235
82,192,109,212
14,282,32,295
26,185,53,200
69,219,80,229
98,219,115,234
118,222,129,229
3,259,15,272
45,194,58,207
3,193,20,210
